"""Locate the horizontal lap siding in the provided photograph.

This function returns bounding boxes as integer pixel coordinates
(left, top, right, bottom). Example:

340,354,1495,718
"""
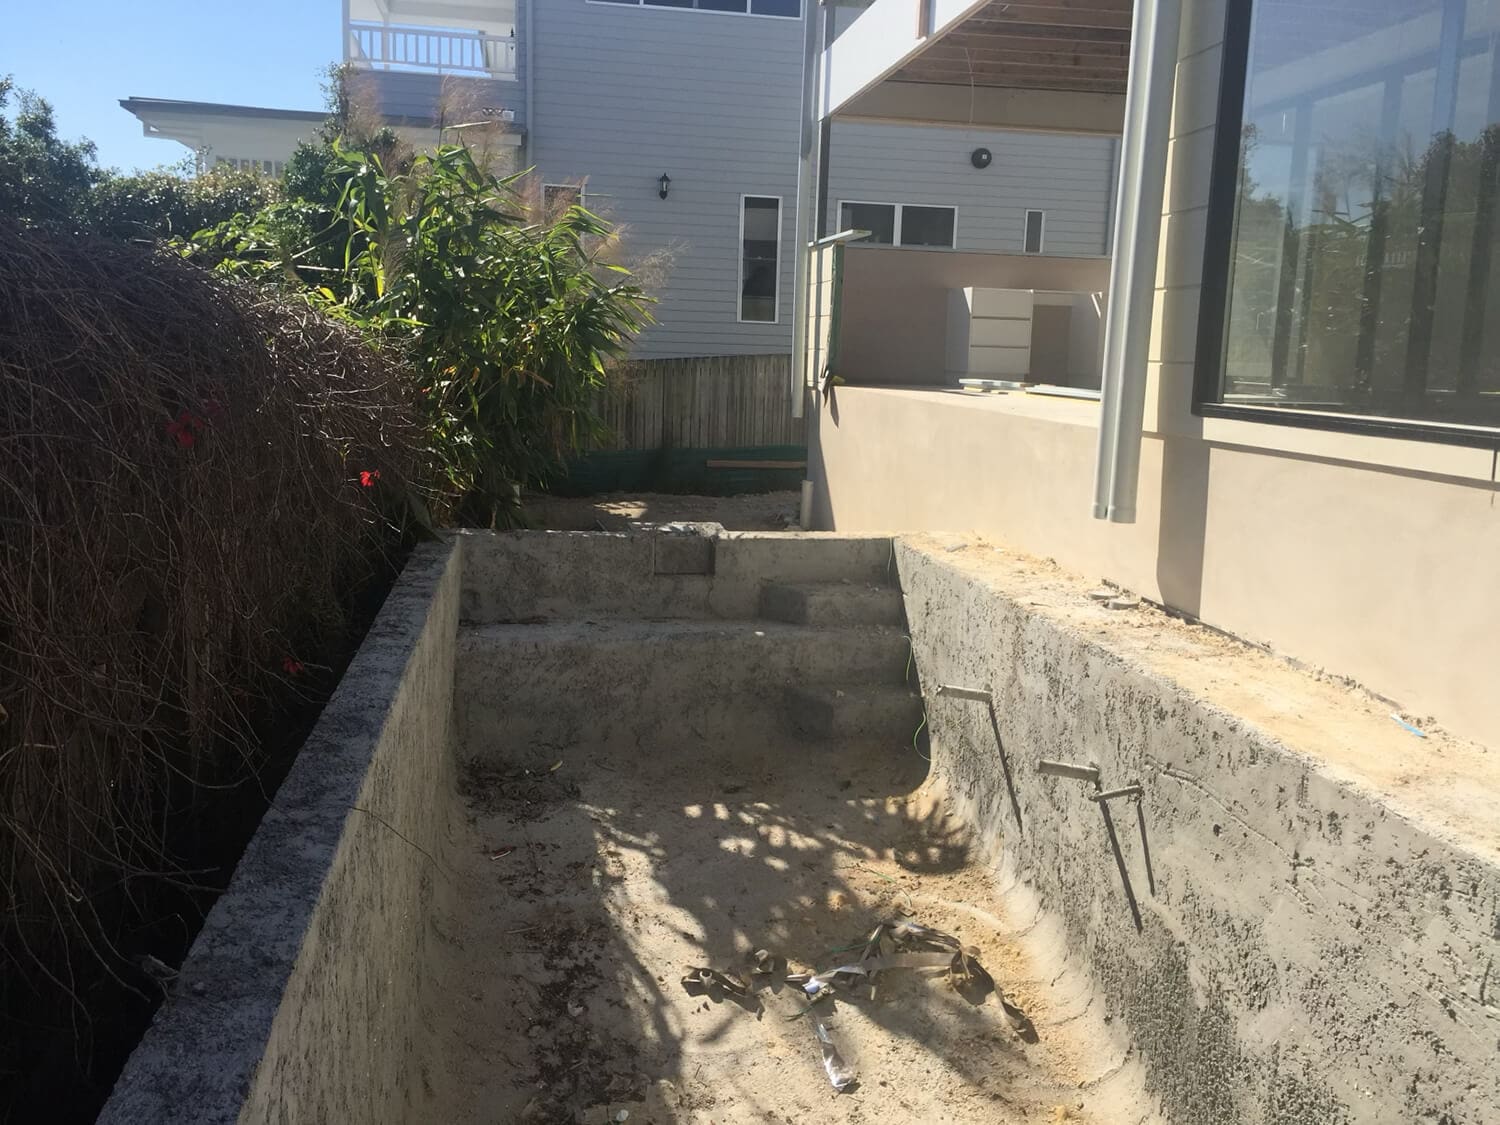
366,71,527,126
532,1,803,359
826,121,1118,257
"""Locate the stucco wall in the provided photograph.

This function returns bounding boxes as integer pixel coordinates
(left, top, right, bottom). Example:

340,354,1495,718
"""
900,538,1500,1125
808,383,1500,749
97,539,462,1125
807,0,1500,748
832,246,1111,385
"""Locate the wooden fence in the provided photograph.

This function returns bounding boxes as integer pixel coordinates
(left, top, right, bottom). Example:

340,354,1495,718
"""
586,353,805,451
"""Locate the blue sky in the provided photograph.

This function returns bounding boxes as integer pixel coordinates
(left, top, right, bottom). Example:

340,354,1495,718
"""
4,1,340,172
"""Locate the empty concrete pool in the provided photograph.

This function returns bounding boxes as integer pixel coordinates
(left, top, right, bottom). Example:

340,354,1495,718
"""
99,529,1500,1125
436,531,1142,1123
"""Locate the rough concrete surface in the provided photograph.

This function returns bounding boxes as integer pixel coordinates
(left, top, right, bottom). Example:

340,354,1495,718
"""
897,534,1500,1125
97,539,462,1125
457,618,913,763
97,527,1500,1124
458,528,893,624
420,731,1149,1124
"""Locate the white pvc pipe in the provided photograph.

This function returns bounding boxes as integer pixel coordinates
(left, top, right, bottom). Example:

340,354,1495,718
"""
1093,0,1182,523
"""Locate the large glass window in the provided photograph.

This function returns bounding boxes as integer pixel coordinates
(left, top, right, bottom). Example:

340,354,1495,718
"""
902,205,957,247
839,201,898,244
740,196,780,323
838,201,957,248
1206,0,1500,432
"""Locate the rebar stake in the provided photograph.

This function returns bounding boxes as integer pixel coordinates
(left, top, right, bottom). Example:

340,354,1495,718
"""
939,685,1023,833
1037,759,1143,932
1090,782,1156,898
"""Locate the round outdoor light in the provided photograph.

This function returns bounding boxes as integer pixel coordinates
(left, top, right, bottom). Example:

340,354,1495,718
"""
970,147,993,169
658,172,672,199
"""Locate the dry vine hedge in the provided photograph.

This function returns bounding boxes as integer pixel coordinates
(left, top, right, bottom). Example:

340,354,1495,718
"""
0,224,425,1103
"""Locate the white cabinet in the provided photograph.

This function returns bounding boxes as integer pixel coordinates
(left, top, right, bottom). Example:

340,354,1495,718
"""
946,287,1105,389
946,287,1033,381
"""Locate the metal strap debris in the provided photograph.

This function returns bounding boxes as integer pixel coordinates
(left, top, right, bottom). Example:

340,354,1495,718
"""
679,916,1031,1093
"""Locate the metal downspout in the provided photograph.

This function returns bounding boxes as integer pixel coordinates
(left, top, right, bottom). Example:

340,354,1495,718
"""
524,0,536,167
1093,0,1182,523
789,0,824,421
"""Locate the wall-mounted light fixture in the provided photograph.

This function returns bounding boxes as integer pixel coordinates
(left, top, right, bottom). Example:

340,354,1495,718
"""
658,172,672,200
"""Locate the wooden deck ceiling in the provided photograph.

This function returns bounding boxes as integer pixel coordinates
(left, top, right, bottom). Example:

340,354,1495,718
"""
891,0,1133,95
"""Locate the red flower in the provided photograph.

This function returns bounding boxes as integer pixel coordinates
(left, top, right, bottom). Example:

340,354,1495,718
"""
165,410,200,449
360,470,381,488
281,656,305,675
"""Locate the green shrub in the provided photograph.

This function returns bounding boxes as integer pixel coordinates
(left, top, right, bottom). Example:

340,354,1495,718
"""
0,78,98,227
0,224,426,1115
0,75,277,242
87,165,277,242
196,143,653,525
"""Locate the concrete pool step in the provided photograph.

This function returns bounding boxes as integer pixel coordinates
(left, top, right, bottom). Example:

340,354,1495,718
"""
457,618,914,760
759,580,906,627
458,618,912,686
459,531,896,623
785,682,924,743
714,534,894,589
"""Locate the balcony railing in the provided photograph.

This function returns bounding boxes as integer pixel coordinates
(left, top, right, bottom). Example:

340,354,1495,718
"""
347,21,517,79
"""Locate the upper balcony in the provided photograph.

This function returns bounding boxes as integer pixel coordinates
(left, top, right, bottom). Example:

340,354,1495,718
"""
345,0,518,81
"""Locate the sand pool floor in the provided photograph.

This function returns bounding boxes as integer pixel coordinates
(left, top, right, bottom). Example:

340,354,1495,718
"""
420,741,1153,1124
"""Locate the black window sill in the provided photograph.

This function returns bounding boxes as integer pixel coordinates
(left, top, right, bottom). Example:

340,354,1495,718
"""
1194,401,1500,450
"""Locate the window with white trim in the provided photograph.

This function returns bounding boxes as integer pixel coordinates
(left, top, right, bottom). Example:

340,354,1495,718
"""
739,195,780,323
1024,210,1046,254
838,201,956,249
592,0,801,16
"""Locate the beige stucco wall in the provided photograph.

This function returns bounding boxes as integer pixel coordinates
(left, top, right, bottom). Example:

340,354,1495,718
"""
810,0,1500,748
835,246,1111,385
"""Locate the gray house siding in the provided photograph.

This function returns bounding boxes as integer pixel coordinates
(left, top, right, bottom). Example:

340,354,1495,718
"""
363,71,527,129
826,122,1118,258
356,8,1119,361
360,0,528,129
528,0,803,360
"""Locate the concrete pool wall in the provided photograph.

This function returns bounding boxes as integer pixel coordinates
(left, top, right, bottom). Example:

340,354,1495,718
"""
98,540,463,1125
99,529,1500,1124
900,540,1500,1125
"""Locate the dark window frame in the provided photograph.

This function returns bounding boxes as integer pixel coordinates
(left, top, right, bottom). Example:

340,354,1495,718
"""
836,199,958,249
1192,0,1500,450
739,194,782,324
1024,209,1046,254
